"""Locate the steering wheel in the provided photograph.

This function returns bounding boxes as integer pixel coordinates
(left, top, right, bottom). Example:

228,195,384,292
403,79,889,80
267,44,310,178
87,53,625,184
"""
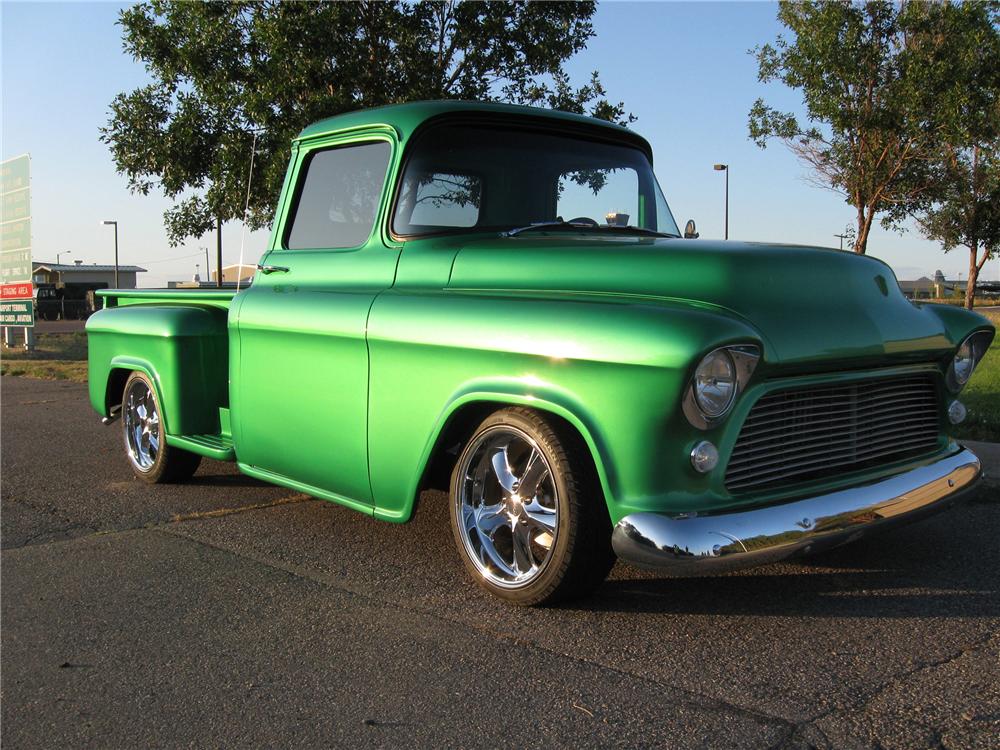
567,216,599,227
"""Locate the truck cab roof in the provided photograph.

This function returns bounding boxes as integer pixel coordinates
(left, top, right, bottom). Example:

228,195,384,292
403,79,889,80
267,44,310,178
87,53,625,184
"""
296,100,652,160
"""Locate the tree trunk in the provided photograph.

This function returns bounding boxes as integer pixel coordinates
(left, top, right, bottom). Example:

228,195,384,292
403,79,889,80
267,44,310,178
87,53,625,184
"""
965,242,980,310
853,206,875,254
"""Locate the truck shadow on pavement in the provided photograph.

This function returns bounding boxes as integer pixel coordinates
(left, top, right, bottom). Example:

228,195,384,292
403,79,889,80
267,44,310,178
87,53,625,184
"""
572,505,1000,619
586,566,1000,619
395,487,1000,620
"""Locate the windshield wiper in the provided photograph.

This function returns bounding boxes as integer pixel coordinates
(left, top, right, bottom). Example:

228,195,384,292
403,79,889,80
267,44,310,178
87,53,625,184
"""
501,221,678,239
501,221,598,238
602,225,678,239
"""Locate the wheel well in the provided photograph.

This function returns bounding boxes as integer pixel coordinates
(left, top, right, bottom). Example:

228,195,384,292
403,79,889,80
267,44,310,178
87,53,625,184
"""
417,402,499,495
105,368,131,413
416,401,605,507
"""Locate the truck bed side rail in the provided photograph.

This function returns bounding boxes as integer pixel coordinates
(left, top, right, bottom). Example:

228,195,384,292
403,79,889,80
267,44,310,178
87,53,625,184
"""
97,288,237,311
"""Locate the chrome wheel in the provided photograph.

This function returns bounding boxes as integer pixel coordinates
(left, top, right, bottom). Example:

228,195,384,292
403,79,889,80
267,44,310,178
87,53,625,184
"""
455,426,559,588
123,378,160,472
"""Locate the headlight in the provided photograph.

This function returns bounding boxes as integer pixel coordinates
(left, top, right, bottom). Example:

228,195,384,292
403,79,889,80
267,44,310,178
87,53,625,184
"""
946,330,994,392
683,344,760,429
694,349,737,418
952,341,974,385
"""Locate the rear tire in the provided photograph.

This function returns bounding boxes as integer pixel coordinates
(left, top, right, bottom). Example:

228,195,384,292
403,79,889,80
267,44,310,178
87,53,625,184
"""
449,407,614,606
122,371,201,483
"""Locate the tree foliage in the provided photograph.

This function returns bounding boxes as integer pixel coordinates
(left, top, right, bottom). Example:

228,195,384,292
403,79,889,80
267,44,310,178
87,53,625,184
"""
907,3,1000,309
102,0,631,246
917,145,1000,308
749,1,1000,254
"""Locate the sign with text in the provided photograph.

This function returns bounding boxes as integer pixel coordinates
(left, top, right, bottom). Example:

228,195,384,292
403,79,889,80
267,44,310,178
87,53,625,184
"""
0,155,30,194
1,249,32,282
0,299,34,326
2,189,30,222
1,155,32,324
1,281,33,299
1,217,30,252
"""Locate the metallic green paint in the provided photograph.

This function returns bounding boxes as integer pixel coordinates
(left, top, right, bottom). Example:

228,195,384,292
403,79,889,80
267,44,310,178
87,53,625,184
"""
98,288,237,310
86,101,995,534
231,128,400,506
87,304,229,436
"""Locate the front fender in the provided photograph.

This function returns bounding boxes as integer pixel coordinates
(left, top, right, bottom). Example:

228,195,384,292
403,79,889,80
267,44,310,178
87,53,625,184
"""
366,289,766,524
396,380,615,524
920,302,996,350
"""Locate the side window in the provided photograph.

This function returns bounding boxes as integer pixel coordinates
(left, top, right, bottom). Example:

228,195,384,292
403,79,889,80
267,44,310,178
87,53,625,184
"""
286,141,391,250
397,172,482,231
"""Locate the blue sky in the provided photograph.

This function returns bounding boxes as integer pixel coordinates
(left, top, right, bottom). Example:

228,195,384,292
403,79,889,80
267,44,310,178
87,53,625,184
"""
3,0,996,287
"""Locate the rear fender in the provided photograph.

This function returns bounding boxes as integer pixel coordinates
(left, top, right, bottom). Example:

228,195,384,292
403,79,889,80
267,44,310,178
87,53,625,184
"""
86,305,229,435
103,358,167,428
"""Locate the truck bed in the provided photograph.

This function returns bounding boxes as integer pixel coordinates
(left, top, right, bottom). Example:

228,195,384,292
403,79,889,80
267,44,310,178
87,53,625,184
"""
97,288,238,311
87,290,236,454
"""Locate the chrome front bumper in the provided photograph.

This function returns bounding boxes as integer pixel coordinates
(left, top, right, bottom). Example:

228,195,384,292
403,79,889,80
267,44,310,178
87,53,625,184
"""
611,448,982,575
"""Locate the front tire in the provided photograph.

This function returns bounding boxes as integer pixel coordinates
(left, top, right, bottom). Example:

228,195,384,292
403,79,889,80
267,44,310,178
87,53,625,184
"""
122,372,201,483
449,407,614,606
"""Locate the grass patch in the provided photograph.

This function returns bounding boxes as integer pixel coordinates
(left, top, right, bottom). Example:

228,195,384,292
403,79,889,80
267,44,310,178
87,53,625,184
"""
951,311,1000,442
0,360,89,382
2,332,88,361
1,332,89,382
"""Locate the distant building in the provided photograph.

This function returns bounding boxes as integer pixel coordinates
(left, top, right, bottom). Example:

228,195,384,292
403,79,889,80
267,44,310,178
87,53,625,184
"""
29,261,147,319
168,263,255,289
213,264,256,284
899,269,999,301
897,277,939,299
32,260,146,289
896,270,966,299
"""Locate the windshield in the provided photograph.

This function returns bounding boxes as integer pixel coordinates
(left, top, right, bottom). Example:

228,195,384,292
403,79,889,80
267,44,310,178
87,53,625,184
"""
392,123,679,238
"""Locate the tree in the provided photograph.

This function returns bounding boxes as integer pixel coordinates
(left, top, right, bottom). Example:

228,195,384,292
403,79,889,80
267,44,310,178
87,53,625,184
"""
916,145,1000,309
101,1,631,249
906,2,1000,310
748,1,999,254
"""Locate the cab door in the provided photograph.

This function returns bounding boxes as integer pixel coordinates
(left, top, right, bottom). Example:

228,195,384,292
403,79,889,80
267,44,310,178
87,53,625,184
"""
232,133,399,508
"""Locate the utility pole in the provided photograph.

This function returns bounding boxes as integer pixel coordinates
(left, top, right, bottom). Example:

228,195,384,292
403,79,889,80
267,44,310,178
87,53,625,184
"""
216,218,223,287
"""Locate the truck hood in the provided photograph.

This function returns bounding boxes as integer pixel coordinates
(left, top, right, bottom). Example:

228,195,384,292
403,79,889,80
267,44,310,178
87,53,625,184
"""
447,235,959,366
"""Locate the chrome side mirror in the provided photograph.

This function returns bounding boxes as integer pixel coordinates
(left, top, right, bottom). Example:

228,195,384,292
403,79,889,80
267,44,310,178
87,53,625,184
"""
684,219,699,239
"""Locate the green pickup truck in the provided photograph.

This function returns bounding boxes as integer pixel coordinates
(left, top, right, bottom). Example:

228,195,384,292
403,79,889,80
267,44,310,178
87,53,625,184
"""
88,101,993,605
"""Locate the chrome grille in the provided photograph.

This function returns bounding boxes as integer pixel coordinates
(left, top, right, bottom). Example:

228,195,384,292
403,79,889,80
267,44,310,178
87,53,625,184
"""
725,374,941,493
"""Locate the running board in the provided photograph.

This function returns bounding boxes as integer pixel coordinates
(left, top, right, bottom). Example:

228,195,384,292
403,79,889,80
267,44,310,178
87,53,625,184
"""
166,433,236,461
101,405,122,425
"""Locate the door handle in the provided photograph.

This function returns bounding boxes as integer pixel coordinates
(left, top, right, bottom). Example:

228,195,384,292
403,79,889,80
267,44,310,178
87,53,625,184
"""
257,264,290,275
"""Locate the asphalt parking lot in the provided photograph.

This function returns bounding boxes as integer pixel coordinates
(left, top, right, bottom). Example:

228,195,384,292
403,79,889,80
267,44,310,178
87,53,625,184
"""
2,376,999,748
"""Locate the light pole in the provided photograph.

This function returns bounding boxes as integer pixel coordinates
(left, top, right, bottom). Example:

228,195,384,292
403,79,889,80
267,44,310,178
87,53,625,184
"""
101,220,119,288
713,164,729,240
201,246,210,286
56,251,72,265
